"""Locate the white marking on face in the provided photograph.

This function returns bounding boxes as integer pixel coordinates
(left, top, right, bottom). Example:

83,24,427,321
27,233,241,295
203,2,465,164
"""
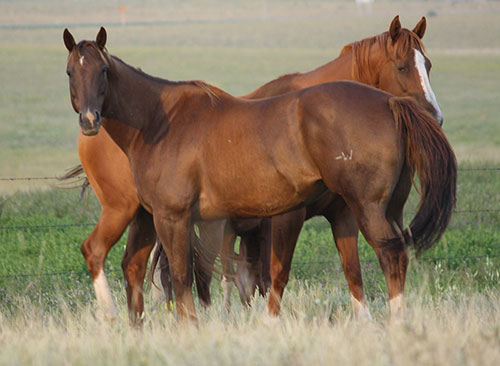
85,110,95,127
79,55,85,66
93,269,118,318
414,49,442,122
350,294,372,321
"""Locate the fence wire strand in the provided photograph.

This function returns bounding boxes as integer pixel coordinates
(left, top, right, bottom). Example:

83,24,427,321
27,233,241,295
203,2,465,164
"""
1,254,499,280
1,166,499,182
1,168,499,281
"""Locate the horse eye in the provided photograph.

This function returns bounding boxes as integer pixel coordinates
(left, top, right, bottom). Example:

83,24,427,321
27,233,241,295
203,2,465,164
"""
66,70,72,78
102,66,108,75
397,66,407,73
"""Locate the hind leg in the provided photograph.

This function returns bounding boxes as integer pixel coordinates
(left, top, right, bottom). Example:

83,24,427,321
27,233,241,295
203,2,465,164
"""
324,198,371,321
78,129,140,320
121,206,157,326
356,204,408,320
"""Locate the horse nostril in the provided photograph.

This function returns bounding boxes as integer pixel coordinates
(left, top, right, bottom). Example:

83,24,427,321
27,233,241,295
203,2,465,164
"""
95,111,100,120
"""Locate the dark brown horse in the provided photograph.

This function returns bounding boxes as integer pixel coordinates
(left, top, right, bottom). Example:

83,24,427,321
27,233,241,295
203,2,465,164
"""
63,27,456,321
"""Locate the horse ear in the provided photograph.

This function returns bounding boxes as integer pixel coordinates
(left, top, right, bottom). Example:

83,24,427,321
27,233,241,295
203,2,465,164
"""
96,27,107,49
63,28,75,52
389,15,402,42
412,17,427,39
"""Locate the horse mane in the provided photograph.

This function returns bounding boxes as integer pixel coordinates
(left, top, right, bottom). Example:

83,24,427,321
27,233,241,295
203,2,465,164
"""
189,80,226,106
72,41,111,67
75,42,227,106
339,29,426,85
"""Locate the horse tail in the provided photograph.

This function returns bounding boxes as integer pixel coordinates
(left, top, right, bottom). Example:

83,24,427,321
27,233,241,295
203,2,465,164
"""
59,164,84,181
58,164,91,200
388,96,457,255
147,239,163,289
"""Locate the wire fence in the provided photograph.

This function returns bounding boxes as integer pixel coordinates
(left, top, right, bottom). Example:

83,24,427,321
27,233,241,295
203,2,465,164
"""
1,254,499,281
1,167,499,281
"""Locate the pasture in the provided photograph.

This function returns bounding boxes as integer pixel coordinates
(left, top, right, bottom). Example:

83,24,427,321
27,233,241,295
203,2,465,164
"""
0,0,500,364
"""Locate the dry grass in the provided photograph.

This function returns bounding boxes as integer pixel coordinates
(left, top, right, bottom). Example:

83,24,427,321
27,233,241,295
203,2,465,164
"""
1,285,499,366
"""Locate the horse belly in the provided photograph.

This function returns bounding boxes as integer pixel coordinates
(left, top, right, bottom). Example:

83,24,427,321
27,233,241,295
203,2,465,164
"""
198,168,321,219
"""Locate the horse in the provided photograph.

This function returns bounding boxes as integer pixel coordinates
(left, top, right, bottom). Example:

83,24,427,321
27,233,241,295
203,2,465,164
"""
236,17,445,318
62,15,444,322
170,14,446,318
63,27,456,322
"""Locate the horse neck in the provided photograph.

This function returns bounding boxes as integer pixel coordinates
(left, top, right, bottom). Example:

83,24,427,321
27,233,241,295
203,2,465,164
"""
241,52,354,100
101,58,174,154
298,51,354,88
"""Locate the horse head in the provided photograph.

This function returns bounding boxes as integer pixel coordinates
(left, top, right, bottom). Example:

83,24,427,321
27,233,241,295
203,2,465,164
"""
379,16,443,125
344,16,443,125
64,27,109,135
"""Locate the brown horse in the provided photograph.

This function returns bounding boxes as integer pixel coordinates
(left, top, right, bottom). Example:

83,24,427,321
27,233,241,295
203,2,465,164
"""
63,27,456,321
171,15,446,318
63,16,444,321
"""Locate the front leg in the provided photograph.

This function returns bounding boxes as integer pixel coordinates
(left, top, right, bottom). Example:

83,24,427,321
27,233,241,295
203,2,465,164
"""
154,210,196,321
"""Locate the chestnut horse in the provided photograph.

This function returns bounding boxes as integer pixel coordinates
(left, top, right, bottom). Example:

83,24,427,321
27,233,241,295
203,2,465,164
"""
63,16,444,321
63,27,456,322
236,15,446,318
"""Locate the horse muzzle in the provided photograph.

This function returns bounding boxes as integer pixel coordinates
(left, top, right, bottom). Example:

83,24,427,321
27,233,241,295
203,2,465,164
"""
79,110,102,136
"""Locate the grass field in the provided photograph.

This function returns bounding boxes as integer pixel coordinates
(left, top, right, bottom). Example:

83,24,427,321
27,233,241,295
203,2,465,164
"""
1,1,500,365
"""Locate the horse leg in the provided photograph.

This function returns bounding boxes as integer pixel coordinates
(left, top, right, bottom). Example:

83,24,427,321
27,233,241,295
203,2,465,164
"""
78,129,140,320
324,199,371,321
81,205,137,320
158,243,174,308
121,206,156,326
267,208,306,316
150,241,174,308
235,236,257,306
194,219,225,308
257,218,272,297
355,204,408,321
220,222,237,309
154,211,196,321
382,166,412,320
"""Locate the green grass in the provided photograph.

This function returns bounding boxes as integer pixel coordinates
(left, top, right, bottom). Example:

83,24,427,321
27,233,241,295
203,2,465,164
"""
1,161,499,309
